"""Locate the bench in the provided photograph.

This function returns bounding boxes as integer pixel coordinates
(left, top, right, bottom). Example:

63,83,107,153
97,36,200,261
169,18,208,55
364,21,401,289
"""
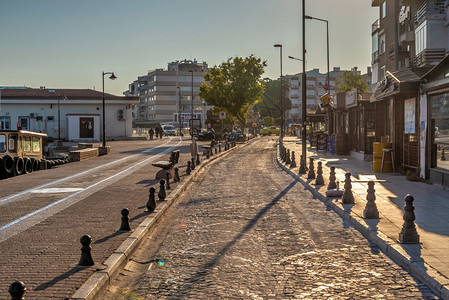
152,150,180,179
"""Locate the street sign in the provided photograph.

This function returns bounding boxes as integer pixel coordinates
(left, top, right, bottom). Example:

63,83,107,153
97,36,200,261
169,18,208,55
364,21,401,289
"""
219,112,226,119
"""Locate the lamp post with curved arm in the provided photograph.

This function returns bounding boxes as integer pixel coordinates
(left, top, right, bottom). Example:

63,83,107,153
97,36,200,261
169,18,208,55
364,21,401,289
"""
102,71,116,147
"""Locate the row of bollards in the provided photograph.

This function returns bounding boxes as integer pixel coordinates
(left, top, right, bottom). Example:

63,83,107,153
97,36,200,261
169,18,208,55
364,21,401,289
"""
280,143,420,245
6,140,243,299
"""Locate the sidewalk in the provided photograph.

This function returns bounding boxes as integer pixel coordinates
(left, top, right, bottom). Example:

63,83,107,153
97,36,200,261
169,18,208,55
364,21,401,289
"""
280,136,449,299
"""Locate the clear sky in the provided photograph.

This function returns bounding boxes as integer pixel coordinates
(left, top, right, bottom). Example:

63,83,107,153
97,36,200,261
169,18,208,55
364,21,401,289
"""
0,0,377,96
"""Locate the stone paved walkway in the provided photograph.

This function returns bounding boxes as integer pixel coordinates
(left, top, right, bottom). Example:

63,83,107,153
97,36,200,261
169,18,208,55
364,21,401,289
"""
103,137,438,299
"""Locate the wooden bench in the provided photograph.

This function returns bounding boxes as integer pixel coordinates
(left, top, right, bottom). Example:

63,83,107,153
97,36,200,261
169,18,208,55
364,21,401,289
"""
152,150,180,179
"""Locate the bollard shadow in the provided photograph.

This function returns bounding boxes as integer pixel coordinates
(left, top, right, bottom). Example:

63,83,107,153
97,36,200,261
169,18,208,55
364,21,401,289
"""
94,230,126,245
170,180,298,297
136,179,159,187
364,218,379,232
34,266,83,291
129,211,148,222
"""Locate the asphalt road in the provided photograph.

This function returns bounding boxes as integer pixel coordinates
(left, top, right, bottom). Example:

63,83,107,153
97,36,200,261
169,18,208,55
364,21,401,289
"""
102,137,438,299
0,137,198,299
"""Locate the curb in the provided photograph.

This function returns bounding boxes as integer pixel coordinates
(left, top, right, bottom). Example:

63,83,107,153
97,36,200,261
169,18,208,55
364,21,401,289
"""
276,144,449,300
70,138,256,300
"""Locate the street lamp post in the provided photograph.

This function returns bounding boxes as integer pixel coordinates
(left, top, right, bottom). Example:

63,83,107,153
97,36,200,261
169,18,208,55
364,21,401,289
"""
274,44,284,140
188,70,194,140
177,86,182,136
299,0,308,173
58,95,68,145
305,14,331,134
102,71,117,147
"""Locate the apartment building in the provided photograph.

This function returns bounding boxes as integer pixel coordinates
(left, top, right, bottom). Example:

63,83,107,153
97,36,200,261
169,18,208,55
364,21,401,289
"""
370,0,448,183
125,59,212,128
285,67,366,124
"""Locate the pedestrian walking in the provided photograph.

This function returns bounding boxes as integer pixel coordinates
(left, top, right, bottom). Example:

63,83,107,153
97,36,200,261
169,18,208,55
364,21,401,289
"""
149,128,154,140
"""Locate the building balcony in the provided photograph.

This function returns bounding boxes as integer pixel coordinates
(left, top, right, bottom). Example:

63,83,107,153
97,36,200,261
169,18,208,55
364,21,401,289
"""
413,48,446,67
414,1,445,27
399,30,414,45
372,51,379,65
372,19,379,34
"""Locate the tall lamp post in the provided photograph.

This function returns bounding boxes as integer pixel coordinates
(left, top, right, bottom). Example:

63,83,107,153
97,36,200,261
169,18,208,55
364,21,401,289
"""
274,44,284,140
102,71,117,147
177,86,182,136
58,95,68,145
305,15,331,134
288,56,304,125
299,0,308,173
188,70,194,140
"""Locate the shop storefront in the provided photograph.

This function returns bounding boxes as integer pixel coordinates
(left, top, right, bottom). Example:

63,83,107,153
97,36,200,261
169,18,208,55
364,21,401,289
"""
420,55,449,187
370,69,424,172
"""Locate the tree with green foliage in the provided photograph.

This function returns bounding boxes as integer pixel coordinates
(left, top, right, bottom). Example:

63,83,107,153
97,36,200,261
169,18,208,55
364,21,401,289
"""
199,55,267,129
254,78,291,119
335,71,369,93
263,116,274,126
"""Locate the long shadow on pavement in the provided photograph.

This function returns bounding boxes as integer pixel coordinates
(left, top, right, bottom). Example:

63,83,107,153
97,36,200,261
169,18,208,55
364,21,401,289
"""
172,179,299,297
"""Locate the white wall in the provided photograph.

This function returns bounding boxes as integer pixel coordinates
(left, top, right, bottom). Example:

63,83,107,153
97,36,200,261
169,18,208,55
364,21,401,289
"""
0,100,135,141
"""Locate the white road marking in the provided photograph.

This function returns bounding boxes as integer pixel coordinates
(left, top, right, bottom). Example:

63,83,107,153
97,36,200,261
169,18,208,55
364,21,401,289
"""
0,139,183,242
31,188,85,193
0,138,179,205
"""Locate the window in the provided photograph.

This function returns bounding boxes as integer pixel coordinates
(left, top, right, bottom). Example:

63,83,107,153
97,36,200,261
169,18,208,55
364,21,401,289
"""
32,137,41,153
380,1,386,19
0,116,10,130
379,34,385,54
0,134,5,152
379,66,386,79
22,135,31,152
8,134,17,153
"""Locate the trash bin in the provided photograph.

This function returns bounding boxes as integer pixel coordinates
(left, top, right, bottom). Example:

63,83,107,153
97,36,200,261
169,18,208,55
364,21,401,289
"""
373,142,392,172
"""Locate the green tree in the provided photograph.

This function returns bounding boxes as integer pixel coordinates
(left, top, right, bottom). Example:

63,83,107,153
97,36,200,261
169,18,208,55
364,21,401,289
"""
263,116,273,126
254,78,291,119
335,71,368,93
199,55,267,129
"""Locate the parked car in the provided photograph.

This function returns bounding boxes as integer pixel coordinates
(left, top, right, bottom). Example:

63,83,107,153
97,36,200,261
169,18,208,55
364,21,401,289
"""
198,130,216,141
260,126,280,136
162,125,177,136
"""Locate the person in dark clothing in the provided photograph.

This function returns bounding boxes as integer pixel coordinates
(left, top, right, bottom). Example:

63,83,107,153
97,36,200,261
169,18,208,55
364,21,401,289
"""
149,128,154,140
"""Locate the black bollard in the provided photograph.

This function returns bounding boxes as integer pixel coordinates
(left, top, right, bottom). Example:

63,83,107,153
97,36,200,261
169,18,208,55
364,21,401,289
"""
299,155,307,174
363,181,379,219
146,187,156,212
158,179,166,201
196,153,200,165
79,234,94,266
286,149,291,164
215,148,218,154
399,194,420,243
307,158,316,179
327,166,337,190
119,208,131,231
442,148,446,161
186,161,191,175
174,167,180,182
315,161,324,185
219,144,221,152
206,149,210,159
290,151,297,168
9,281,26,300
165,172,171,190
342,172,354,204
191,157,195,170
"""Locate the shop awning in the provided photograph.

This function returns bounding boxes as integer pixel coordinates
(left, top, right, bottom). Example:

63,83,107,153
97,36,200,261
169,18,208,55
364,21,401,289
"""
370,68,426,103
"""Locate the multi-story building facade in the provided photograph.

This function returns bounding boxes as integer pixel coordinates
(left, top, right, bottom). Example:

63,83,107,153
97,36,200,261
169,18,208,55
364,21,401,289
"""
125,59,212,129
285,67,365,124
371,0,448,184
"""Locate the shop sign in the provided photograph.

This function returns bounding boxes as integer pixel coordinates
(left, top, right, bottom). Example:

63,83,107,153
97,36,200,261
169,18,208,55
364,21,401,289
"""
404,98,415,134
346,89,358,109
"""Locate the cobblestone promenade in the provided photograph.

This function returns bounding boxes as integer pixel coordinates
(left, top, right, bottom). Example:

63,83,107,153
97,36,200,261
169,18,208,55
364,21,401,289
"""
105,138,438,299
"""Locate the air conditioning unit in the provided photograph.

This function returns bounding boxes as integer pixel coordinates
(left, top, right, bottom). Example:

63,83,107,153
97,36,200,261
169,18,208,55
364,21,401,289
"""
117,109,126,121
30,113,37,118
